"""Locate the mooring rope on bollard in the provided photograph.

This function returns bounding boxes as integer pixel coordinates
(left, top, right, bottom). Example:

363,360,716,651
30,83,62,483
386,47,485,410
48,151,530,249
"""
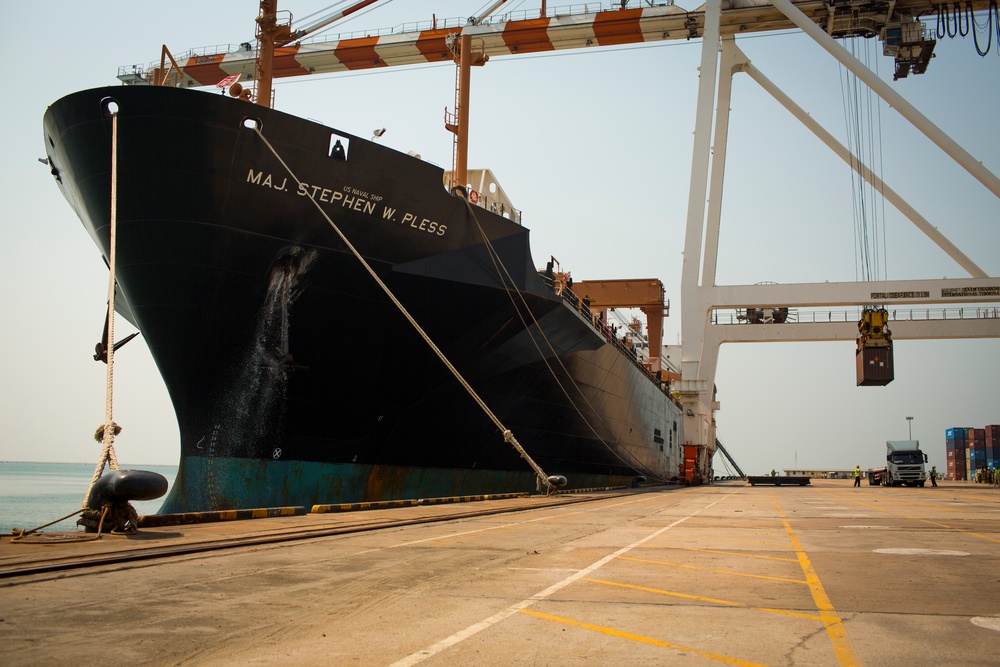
83,109,122,510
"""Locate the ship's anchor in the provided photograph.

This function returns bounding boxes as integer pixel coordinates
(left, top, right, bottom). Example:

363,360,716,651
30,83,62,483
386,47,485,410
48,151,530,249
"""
93,301,140,363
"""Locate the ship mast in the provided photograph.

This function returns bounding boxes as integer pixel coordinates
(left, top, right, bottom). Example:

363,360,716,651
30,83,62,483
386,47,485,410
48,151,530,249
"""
446,1,506,192
255,0,381,108
254,1,289,108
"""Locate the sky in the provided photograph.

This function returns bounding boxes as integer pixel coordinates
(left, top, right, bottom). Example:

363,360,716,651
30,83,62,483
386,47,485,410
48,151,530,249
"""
1,1,997,474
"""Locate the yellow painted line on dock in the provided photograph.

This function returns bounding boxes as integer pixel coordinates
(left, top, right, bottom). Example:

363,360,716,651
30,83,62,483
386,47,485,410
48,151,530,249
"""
774,497,861,667
518,609,767,666
617,556,808,585
663,532,791,548
422,495,666,546
674,521,787,534
584,578,825,621
387,492,738,667
822,491,1000,545
640,544,800,563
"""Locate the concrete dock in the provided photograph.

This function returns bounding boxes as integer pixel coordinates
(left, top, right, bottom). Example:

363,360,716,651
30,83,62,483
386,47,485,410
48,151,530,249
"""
2,479,998,666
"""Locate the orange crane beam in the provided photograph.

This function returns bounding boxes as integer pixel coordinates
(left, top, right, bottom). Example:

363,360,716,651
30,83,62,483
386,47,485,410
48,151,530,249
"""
128,1,987,89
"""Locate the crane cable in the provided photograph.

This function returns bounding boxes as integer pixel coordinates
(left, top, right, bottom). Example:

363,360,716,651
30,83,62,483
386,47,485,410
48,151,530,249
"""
841,38,887,287
251,126,558,493
83,110,122,509
935,1,1000,56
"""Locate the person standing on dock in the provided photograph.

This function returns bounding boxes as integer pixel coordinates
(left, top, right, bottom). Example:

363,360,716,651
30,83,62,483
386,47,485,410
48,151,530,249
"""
929,465,938,487
853,465,862,487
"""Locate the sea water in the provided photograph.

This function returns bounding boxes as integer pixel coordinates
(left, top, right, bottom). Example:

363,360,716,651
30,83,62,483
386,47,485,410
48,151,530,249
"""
0,461,178,534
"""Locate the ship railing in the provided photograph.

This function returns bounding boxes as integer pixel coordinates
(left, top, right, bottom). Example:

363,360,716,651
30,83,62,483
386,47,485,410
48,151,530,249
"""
712,306,1000,325
467,192,521,224
296,3,676,46
444,180,522,224
127,42,256,79
557,285,670,394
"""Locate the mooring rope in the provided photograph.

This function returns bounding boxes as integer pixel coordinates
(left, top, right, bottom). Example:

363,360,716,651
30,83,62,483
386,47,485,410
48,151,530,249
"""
252,127,557,492
9,507,110,543
83,110,122,509
458,197,665,482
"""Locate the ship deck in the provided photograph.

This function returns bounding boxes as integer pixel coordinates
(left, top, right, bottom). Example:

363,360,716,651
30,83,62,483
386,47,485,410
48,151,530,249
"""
2,479,998,665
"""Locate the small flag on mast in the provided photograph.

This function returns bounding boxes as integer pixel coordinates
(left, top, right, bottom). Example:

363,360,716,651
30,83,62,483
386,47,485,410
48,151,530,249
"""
216,73,240,89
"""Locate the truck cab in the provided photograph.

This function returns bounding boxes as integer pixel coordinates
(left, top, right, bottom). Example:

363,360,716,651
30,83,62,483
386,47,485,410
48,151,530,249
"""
882,440,928,487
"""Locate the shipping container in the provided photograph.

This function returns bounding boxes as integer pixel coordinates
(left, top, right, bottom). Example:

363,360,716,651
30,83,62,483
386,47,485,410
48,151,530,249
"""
856,346,893,385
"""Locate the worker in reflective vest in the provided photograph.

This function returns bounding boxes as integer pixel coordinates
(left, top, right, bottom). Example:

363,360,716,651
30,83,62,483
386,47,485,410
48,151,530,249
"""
853,466,861,488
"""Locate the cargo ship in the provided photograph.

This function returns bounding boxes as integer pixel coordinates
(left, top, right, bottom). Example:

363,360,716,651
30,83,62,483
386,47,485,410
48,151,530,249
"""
41,4,686,512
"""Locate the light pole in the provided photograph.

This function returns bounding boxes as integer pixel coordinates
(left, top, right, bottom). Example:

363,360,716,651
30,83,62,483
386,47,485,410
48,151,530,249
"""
906,416,914,440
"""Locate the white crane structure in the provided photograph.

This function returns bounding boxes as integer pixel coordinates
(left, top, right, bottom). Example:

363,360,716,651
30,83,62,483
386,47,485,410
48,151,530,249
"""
678,0,999,469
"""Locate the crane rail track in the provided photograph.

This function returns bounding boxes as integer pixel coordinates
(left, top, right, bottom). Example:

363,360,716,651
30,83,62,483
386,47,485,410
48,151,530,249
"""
0,490,636,584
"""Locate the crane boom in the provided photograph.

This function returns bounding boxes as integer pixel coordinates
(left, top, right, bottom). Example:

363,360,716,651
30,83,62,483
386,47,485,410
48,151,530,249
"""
119,1,989,88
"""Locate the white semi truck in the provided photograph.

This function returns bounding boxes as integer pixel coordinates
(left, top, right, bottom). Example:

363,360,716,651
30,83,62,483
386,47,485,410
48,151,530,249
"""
869,440,928,487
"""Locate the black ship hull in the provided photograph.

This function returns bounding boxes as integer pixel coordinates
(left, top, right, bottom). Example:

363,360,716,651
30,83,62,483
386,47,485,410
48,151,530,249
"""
43,86,682,512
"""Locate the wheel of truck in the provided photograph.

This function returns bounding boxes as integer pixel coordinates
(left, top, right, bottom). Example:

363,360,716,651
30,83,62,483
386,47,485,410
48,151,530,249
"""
919,481,925,487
